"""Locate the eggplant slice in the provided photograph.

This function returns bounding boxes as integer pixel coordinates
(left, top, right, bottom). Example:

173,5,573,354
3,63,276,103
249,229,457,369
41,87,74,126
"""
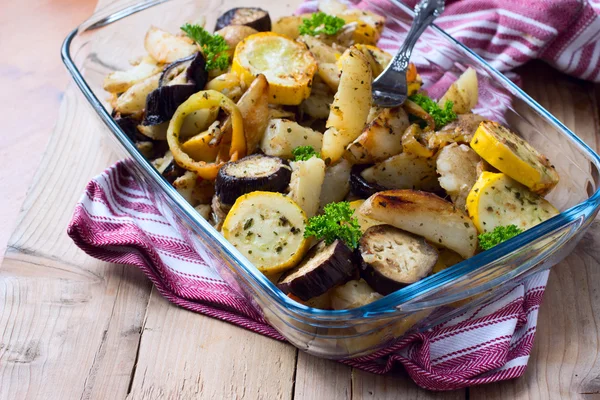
143,52,208,126
278,240,357,301
350,164,388,198
215,154,291,205
359,225,438,295
215,7,271,32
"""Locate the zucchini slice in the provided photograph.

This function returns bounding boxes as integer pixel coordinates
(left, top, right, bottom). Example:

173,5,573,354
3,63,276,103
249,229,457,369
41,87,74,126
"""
470,121,559,195
232,32,317,105
466,172,559,233
222,192,309,274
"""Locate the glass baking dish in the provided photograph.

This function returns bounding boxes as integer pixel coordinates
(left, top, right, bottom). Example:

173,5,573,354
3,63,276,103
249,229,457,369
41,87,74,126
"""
62,0,600,359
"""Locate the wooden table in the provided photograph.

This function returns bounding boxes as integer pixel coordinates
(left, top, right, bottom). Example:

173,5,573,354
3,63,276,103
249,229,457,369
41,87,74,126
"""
2,0,600,399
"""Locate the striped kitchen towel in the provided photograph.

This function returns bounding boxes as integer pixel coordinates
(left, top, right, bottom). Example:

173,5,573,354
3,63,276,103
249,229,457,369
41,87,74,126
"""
298,0,600,81
68,161,549,391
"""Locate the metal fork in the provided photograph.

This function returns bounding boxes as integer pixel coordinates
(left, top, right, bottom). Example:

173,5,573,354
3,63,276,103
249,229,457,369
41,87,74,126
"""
371,0,445,107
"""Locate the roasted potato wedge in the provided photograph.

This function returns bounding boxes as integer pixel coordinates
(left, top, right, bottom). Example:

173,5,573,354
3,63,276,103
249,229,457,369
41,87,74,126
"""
114,73,160,115
319,159,352,210
322,47,372,163
144,26,197,63
236,74,270,153
436,143,481,210
260,119,323,158
103,56,162,93
359,190,478,259
346,107,409,163
360,153,441,192
438,67,478,114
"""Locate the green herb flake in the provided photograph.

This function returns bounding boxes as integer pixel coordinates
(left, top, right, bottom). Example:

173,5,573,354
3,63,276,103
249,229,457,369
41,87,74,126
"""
292,145,320,161
299,12,345,36
408,93,458,129
478,224,523,251
304,201,362,249
180,23,230,71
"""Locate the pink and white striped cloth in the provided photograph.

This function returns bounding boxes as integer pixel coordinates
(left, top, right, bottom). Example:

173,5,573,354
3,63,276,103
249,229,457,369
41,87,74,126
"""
68,162,548,391
66,0,600,390
299,0,600,81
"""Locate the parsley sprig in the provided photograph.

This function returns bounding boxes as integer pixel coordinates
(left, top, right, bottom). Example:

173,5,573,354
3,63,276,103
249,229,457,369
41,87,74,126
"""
299,12,346,36
408,93,457,129
292,145,320,161
180,23,229,71
478,225,523,251
304,202,362,249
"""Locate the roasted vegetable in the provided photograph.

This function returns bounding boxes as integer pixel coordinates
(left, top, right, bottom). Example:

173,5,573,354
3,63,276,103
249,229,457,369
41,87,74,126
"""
360,153,440,193
346,107,409,163
278,240,356,301
319,159,352,208
205,72,244,102
331,279,382,310
215,154,292,205
144,26,197,64
354,44,392,79
114,73,160,115
103,56,162,94
288,157,326,218
322,47,372,163
173,171,199,205
236,74,270,153
167,90,245,180
272,15,311,39
436,143,481,210
426,113,486,149
215,25,259,58
215,7,271,32
222,192,309,274
232,32,317,105
350,164,387,198
466,172,559,233
438,67,478,114
359,225,438,295
349,200,383,231
360,190,479,259
260,119,323,158
304,201,362,249
470,121,559,195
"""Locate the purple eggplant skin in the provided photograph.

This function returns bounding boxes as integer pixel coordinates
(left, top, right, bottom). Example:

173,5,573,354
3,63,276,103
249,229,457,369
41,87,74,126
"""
278,240,357,301
113,114,147,142
161,161,185,184
358,225,438,295
215,7,271,32
143,84,197,125
144,53,208,126
215,154,292,205
350,164,388,199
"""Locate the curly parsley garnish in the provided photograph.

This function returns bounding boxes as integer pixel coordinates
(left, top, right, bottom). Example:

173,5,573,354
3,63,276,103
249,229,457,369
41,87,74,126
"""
478,225,523,251
299,12,346,36
180,23,229,71
292,145,320,161
408,93,457,129
304,202,362,249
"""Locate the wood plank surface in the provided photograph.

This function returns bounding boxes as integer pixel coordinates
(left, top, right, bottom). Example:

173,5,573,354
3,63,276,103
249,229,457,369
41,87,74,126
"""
1,0,600,399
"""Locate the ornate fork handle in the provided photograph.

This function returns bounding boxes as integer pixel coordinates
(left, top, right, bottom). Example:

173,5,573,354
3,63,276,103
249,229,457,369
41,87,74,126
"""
387,0,445,74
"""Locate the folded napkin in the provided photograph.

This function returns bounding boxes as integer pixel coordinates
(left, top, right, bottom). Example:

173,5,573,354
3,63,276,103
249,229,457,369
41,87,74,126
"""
66,0,598,390
68,162,548,391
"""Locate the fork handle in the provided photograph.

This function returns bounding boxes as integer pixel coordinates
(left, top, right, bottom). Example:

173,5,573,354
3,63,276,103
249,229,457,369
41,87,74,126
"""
379,0,445,76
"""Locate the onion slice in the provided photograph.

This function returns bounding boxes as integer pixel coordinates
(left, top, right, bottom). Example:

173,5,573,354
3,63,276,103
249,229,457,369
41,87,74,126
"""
167,90,245,179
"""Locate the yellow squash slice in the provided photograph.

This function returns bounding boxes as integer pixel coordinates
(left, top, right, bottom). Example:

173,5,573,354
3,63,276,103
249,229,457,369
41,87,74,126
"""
466,172,559,233
222,192,310,274
470,121,559,195
232,32,317,105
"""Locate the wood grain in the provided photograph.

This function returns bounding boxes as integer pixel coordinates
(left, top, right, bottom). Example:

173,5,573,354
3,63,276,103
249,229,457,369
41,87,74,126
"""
2,0,600,398
469,64,600,400
0,0,96,262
